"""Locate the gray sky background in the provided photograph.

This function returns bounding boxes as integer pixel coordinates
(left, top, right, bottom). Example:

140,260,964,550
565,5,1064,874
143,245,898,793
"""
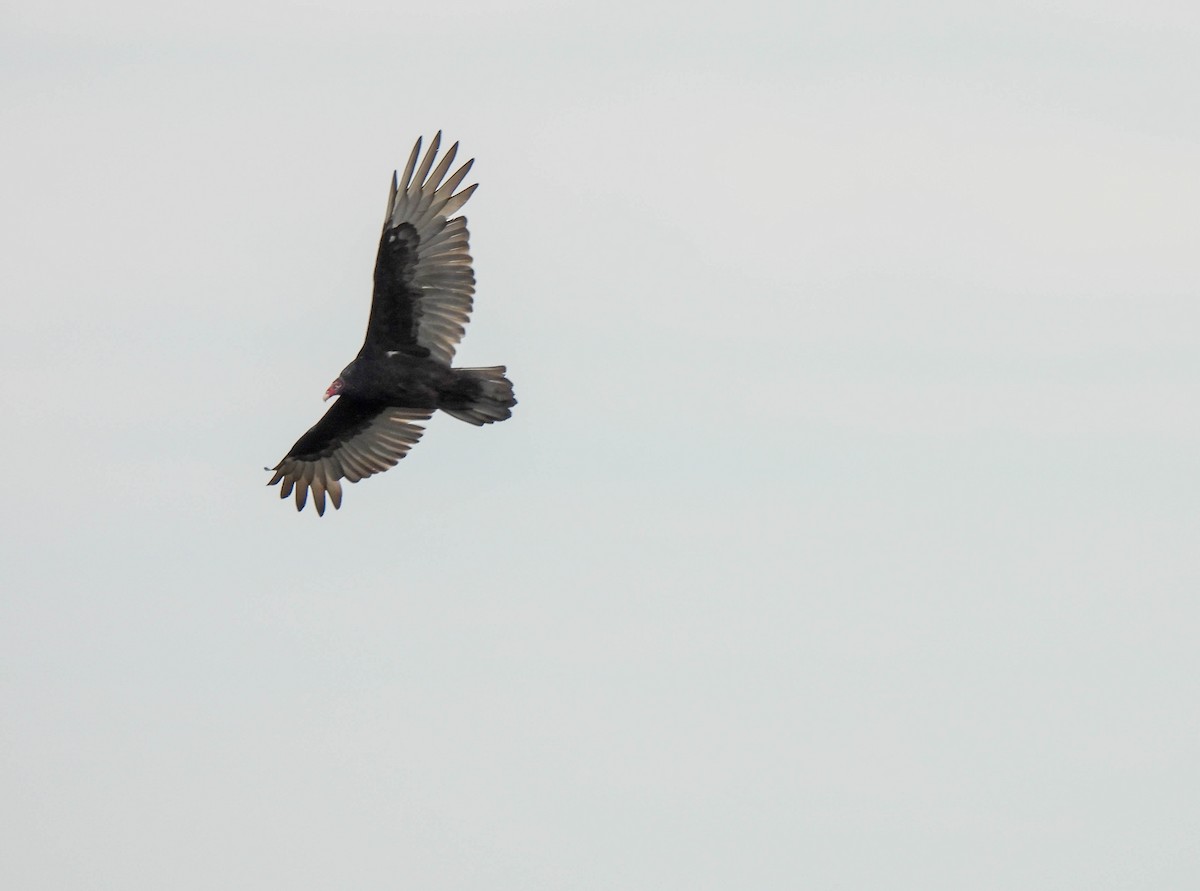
3,1,1199,888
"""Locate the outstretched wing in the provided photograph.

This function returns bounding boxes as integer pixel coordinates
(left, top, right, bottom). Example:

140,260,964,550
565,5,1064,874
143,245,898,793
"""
362,132,478,365
267,397,432,515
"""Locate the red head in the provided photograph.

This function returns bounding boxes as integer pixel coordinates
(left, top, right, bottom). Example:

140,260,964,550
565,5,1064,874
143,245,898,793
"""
324,378,344,401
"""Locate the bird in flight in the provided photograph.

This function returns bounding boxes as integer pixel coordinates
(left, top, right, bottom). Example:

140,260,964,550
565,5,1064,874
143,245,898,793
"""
267,133,516,515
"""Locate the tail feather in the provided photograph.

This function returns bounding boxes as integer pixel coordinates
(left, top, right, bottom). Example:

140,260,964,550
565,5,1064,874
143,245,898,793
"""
441,366,516,425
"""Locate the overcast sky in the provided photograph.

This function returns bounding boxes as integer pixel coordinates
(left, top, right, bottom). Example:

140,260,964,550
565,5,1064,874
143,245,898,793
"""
3,1,1199,888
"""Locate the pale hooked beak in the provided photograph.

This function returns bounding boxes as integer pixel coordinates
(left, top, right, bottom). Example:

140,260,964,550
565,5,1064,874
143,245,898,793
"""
324,379,343,401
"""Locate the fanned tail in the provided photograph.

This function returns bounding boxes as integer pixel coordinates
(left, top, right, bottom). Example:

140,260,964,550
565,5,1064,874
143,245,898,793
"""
441,366,516,425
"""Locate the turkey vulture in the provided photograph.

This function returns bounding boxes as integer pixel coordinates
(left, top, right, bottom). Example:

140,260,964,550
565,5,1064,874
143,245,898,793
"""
267,133,516,515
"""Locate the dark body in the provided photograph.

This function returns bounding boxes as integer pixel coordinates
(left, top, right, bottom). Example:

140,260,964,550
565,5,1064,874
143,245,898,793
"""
341,350,465,410
267,134,516,515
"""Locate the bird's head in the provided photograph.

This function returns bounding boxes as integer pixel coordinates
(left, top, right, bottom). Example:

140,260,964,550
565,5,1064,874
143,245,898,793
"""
325,361,360,400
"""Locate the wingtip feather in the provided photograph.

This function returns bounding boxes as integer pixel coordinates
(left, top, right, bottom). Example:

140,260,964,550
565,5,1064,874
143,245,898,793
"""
399,136,422,190
413,132,442,188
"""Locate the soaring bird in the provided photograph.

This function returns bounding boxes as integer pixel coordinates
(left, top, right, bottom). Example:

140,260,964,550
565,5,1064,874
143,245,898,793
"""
267,134,516,515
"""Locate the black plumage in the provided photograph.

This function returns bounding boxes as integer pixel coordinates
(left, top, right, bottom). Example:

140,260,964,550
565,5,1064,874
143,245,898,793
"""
267,134,516,515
